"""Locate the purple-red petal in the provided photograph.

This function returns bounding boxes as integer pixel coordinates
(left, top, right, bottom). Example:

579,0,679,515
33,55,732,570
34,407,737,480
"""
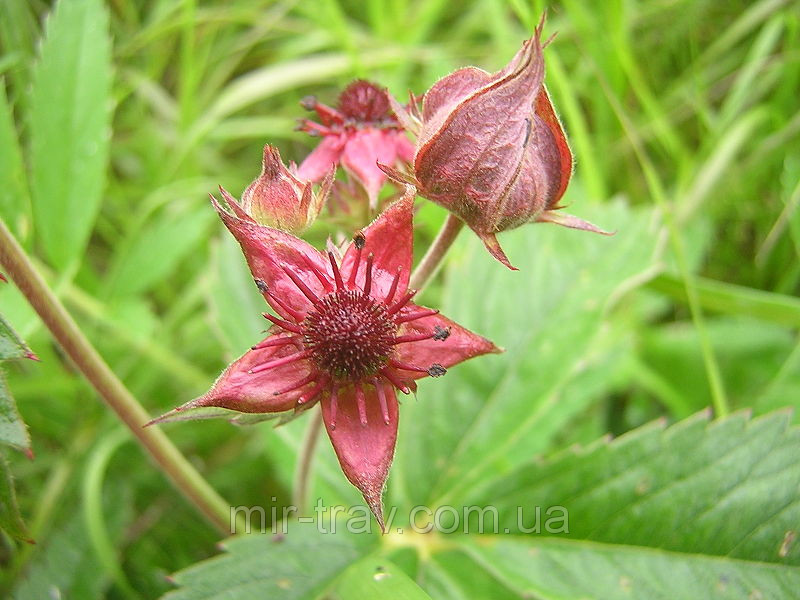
212,193,331,314
340,186,415,299
394,308,501,379
321,382,398,530
295,135,345,182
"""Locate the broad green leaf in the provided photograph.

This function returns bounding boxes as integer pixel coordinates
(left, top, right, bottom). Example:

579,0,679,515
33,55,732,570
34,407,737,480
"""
105,206,214,299
394,202,660,509
0,451,30,542
334,557,432,600
0,312,35,361
473,410,800,565
0,371,30,453
163,522,378,600
428,537,800,600
29,0,112,269
0,79,31,238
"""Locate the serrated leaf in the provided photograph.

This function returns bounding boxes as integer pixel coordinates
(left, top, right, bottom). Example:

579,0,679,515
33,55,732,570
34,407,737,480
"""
0,312,35,361
29,0,112,269
163,522,378,600
473,410,800,565
394,202,660,509
429,537,800,600
0,371,31,453
0,450,30,542
0,78,31,238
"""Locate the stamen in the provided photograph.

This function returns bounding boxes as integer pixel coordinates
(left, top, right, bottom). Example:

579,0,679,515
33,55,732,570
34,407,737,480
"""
261,284,305,321
395,308,439,324
328,251,344,290
380,367,411,395
363,253,374,296
297,376,328,406
281,266,321,304
384,267,402,304
387,289,418,315
329,384,338,429
355,383,368,427
433,325,451,341
249,350,310,374
388,359,428,373
347,244,363,289
263,312,303,334
251,336,295,351
302,254,334,293
374,379,390,425
428,364,447,377
392,332,436,344
273,373,317,396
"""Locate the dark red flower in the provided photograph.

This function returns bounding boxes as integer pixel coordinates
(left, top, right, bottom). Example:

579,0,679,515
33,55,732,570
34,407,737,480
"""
296,80,414,209
153,186,499,527
390,16,609,269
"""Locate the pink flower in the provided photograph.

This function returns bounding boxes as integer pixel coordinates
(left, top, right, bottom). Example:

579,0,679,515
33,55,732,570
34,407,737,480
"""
389,16,609,269
296,80,415,209
239,144,333,233
153,186,499,527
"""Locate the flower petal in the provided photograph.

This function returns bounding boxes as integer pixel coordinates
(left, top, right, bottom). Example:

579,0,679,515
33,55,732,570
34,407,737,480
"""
213,191,331,314
394,308,501,379
295,135,345,182
340,186,415,298
340,128,398,208
321,382,398,530
534,85,573,205
151,337,315,423
421,66,492,122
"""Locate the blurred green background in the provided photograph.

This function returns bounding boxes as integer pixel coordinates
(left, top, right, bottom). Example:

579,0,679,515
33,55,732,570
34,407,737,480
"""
1,0,799,597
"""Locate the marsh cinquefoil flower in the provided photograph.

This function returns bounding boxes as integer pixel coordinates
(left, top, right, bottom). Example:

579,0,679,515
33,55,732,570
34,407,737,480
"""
389,17,609,269
296,80,414,209
154,186,498,526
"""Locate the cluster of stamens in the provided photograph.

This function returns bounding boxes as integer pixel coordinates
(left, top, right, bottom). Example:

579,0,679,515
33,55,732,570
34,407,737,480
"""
298,80,402,137
246,235,448,428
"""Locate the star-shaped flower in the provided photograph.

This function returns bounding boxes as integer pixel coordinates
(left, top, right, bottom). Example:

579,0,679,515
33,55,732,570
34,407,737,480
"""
153,186,499,527
296,80,415,209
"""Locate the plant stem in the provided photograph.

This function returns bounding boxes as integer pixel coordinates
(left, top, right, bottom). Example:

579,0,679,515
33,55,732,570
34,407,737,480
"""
409,214,464,291
0,219,238,535
292,409,323,514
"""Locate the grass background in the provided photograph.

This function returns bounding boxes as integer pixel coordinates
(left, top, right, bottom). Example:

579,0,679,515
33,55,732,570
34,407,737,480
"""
1,0,799,597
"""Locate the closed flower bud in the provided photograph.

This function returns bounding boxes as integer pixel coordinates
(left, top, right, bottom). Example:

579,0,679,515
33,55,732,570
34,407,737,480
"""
393,16,609,269
241,145,333,233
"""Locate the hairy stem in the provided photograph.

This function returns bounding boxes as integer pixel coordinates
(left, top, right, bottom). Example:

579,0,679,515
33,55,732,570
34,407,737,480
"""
409,214,465,290
0,220,240,534
292,409,323,514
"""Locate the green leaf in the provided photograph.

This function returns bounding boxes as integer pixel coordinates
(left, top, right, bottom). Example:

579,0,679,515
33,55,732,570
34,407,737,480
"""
473,411,800,565
0,312,35,361
0,371,31,454
105,206,214,299
335,557,432,600
0,78,31,238
29,0,112,269
0,450,30,542
429,537,800,600
163,522,378,599
394,202,660,509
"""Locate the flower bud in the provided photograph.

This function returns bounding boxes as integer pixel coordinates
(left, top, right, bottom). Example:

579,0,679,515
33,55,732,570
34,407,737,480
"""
241,145,332,233
403,16,608,268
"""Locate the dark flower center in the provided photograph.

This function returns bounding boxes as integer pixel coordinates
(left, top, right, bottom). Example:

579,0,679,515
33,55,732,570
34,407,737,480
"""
303,289,397,380
338,80,391,123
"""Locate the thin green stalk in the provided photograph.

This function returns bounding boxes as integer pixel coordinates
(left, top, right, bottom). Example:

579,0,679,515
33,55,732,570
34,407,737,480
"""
0,219,241,534
409,214,465,291
292,409,323,515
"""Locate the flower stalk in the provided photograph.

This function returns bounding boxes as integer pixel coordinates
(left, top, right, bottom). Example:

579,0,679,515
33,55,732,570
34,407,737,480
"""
409,214,465,291
0,219,239,535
